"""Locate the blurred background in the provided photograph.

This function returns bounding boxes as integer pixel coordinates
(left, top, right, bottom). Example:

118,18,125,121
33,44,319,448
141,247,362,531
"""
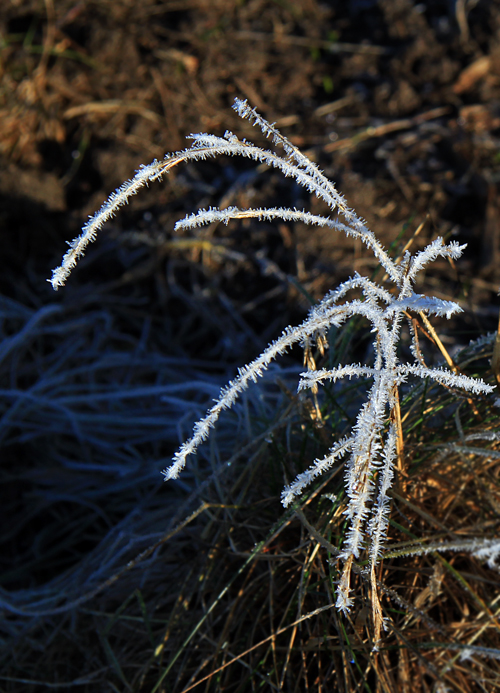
1,0,500,689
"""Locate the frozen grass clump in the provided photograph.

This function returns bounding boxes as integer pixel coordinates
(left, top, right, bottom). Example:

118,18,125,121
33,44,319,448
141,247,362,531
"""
49,99,497,645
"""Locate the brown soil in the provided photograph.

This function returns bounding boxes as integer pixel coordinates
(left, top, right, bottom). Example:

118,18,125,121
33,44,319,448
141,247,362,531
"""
1,1,500,326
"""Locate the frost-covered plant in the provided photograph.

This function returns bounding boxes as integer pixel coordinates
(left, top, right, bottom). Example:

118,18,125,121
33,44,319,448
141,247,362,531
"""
50,99,495,638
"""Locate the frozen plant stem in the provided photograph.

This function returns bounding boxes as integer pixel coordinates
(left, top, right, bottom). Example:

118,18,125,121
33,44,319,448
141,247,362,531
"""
50,99,495,640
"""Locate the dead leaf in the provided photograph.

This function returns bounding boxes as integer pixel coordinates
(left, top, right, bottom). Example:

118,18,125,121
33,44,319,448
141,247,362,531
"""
453,56,491,94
